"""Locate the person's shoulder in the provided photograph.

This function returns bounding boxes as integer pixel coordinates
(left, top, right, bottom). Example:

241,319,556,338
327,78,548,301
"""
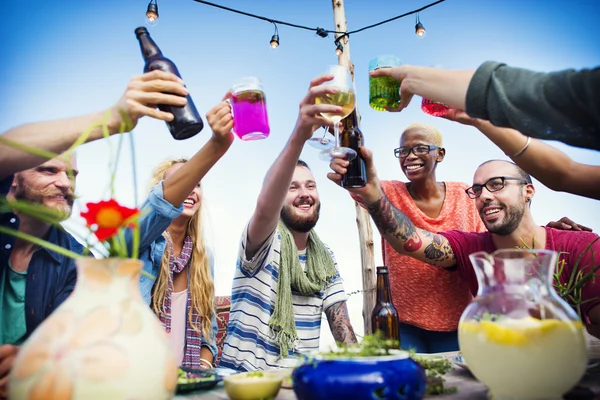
441,229,489,242
445,181,471,191
547,227,600,250
380,180,406,191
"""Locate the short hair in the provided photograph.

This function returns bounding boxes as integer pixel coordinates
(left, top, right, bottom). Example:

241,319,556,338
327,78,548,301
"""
297,159,311,170
402,122,443,147
479,159,532,183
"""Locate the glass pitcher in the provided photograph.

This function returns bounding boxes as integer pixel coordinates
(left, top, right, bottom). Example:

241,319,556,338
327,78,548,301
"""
458,249,588,400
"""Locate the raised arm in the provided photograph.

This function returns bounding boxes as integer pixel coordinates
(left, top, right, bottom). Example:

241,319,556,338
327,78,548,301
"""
245,75,340,258
162,93,234,207
444,109,600,201
0,70,189,179
369,62,600,151
328,148,457,269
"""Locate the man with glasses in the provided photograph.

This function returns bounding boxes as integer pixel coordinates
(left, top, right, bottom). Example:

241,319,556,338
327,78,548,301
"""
330,152,600,338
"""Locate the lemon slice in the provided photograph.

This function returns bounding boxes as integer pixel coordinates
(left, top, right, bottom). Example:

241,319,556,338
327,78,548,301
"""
460,318,580,346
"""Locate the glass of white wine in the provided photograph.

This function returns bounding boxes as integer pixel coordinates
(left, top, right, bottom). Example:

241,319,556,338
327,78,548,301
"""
315,65,357,160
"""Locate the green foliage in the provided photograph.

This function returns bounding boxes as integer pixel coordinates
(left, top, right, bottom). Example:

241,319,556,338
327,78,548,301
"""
519,237,600,319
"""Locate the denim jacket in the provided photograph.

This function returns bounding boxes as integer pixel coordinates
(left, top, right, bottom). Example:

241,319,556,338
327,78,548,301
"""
136,182,218,358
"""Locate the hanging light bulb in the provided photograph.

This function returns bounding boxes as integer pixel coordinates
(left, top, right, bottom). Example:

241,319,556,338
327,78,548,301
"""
146,0,159,26
270,34,280,48
334,33,347,56
415,13,426,38
269,22,280,49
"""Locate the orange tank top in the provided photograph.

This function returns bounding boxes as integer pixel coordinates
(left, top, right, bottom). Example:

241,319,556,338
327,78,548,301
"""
381,181,486,331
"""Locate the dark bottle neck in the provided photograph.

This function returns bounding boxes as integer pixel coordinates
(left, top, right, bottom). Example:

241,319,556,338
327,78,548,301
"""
343,109,360,131
136,29,163,59
376,267,392,303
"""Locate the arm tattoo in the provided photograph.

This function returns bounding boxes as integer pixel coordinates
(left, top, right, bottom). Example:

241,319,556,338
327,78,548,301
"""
367,196,456,267
423,231,456,265
325,302,357,346
367,194,422,252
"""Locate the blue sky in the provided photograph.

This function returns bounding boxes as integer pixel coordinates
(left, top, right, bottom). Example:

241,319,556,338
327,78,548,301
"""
2,0,600,346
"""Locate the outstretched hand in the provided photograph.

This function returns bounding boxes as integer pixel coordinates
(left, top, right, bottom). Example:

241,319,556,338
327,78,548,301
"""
441,108,482,126
327,147,383,204
110,70,189,132
369,66,413,112
292,74,341,142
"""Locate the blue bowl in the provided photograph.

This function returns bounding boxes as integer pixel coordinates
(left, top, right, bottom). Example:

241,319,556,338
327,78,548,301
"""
292,350,426,400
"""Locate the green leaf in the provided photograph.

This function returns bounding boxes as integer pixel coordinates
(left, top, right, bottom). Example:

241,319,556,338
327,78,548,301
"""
0,226,82,259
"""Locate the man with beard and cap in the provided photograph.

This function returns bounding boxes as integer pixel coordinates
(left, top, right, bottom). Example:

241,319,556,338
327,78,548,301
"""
0,69,192,395
329,154,600,339
220,74,357,372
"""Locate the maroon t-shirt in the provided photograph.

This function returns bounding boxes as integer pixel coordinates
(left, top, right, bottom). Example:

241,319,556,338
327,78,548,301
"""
440,227,600,323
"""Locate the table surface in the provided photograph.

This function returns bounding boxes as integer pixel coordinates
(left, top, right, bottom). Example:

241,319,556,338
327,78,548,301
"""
177,334,600,400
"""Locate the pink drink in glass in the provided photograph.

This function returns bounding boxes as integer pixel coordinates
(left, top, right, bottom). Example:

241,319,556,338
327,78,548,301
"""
231,77,270,141
421,97,449,117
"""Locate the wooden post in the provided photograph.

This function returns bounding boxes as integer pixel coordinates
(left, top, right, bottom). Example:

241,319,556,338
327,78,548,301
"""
331,0,376,336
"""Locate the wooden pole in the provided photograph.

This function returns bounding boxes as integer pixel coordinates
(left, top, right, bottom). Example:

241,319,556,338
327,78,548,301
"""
331,0,376,336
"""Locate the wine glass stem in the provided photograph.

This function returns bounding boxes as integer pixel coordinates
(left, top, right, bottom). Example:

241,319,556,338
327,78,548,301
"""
333,122,340,150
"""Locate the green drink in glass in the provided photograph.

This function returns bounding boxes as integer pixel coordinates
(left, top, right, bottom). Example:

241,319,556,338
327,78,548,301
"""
369,55,402,111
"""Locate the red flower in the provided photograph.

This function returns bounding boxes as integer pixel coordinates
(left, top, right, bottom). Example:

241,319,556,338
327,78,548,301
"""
81,199,139,242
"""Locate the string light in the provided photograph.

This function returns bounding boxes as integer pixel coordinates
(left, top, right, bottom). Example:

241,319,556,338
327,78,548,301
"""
415,13,426,38
334,33,348,56
270,22,280,48
187,0,444,43
146,0,159,26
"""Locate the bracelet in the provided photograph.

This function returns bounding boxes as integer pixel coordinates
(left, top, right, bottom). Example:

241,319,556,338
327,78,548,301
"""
199,358,214,368
507,136,531,157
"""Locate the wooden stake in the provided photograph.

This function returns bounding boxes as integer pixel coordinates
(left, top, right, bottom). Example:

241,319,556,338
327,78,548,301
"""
331,0,376,336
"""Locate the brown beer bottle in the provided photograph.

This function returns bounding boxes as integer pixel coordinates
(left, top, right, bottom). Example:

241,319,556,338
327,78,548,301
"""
135,27,204,140
340,109,366,188
371,266,400,347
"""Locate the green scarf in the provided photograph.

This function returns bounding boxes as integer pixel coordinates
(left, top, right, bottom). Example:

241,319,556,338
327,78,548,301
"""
269,220,337,358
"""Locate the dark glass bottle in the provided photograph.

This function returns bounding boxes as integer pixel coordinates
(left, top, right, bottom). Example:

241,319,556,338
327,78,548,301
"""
135,27,204,140
340,109,366,188
371,266,400,347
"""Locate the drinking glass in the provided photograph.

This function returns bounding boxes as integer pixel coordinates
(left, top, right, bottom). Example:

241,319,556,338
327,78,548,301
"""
421,97,449,117
316,65,356,160
231,77,270,141
369,55,402,111
307,127,334,150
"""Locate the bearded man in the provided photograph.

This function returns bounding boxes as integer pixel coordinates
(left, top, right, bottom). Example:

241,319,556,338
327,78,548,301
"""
0,154,82,349
220,75,357,372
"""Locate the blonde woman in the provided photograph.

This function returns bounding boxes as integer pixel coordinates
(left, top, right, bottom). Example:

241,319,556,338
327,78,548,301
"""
136,95,234,369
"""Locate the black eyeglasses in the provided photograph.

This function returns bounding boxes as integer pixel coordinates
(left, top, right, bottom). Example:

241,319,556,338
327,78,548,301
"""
466,176,530,199
394,145,441,158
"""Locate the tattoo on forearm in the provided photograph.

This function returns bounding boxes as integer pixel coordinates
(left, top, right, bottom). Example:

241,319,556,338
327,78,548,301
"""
423,232,455,264
367,194,422,252
326,302,357,345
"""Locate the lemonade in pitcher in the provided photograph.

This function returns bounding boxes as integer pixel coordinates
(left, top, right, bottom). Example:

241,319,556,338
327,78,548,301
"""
460,317,586,399
459,249,588,400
